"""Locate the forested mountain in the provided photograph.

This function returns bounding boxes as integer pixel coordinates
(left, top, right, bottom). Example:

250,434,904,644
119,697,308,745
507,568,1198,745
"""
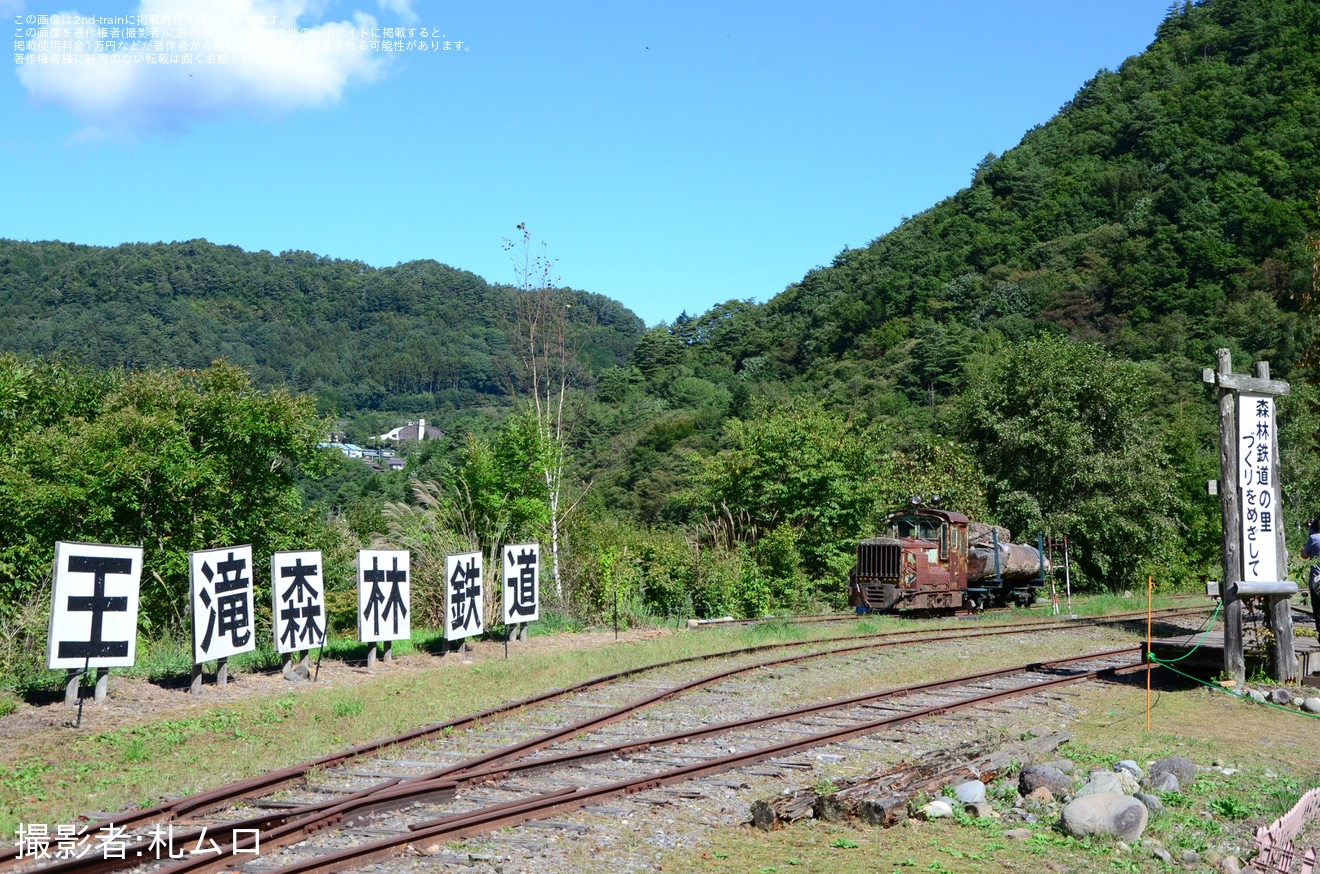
0,239,645,414
4,0,1320,649
628,0,1318,400
574,0,1320,594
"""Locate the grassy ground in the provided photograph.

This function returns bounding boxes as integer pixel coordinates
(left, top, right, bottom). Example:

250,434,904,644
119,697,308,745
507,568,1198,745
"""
3,594,1291,874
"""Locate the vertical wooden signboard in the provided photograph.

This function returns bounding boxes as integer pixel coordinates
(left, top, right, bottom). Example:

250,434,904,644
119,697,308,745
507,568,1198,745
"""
1205,352,1294,683
502,542,540,643
190,544,257,691
445,551,484,649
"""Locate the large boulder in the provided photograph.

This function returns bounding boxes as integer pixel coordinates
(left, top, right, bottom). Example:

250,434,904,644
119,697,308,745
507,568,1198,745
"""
1146,756,1195,788
1019,764,1072,798
1060,793,1149,842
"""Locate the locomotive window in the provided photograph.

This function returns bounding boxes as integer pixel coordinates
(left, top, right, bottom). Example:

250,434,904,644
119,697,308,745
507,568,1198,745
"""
939,524,948,559
888,514,941,542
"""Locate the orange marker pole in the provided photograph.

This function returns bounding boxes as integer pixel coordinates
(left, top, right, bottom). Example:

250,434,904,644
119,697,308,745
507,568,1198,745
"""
1146,573,1153,732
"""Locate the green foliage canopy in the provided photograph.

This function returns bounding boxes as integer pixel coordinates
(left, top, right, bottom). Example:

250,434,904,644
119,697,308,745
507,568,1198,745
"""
957,335,1179,588
0,357,332,635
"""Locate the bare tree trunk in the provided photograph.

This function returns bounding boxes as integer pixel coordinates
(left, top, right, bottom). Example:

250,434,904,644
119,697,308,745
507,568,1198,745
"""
504,224,574,601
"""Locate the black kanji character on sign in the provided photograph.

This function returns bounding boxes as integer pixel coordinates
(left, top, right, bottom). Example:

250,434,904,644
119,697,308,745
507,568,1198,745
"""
58,555,132,660
279,558,322,649
505,548,537,618
198,552,251,654
450,556,481,632
363,556,408,637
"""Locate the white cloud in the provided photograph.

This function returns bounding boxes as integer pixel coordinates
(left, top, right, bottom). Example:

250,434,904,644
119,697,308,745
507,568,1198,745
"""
376,0,416,25
16,0,390,136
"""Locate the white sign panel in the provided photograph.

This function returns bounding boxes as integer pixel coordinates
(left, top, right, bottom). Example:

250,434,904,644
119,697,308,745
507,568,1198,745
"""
47,542,142,670
190,545,257,663
445,551,484,640
272,551,326,654
1238,392,1279,583
502,542,540,624
358,549,410,643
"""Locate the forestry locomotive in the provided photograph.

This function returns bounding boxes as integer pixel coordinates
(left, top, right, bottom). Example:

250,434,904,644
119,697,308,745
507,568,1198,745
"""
847,500,1044,613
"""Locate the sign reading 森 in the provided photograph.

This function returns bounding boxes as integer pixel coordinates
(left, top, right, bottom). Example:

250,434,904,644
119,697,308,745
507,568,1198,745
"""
271,550,326,653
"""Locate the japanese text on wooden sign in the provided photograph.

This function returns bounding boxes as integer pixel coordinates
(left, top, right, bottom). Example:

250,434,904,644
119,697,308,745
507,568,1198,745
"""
357,549,410,643
1238,392,1279,582
445,551,483,640
502,543,539,624
271,551,325,653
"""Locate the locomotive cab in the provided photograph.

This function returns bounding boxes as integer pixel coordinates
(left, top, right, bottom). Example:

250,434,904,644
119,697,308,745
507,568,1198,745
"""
849,507,969,612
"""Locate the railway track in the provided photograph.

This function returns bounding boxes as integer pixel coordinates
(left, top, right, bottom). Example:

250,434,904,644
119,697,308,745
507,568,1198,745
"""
691,593,1210,629
7,607,1203,874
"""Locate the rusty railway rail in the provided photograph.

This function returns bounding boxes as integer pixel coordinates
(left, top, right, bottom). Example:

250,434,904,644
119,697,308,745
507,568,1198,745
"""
167,647,1146,874
5,608,1202,874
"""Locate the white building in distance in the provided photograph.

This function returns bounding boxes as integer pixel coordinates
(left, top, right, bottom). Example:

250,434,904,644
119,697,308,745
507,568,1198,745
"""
379,418,443,442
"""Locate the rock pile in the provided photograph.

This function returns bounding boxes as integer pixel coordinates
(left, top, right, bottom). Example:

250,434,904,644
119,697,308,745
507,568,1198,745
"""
923,752,1245,872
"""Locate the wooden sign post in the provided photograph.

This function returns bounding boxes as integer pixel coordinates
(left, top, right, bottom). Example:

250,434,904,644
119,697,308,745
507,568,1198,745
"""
1204,350,1295,683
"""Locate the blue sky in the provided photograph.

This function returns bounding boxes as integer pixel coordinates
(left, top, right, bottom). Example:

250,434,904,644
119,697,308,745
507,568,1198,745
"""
3,1,1171,327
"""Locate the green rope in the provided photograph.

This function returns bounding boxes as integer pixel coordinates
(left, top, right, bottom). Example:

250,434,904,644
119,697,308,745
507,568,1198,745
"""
1148,598,1222,663
1143,598,1320,719
1153,658,1320,719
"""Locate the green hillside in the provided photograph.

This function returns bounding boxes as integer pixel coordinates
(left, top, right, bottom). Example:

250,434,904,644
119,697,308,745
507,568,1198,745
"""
0,238,645,414
579,0,1320,595
4,0,1320,659
635,0,1319,395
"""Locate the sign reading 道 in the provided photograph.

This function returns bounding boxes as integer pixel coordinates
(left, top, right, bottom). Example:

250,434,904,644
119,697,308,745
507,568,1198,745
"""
47,542,142,670
502,542,540,625
357,549,410,643
271,550,326,653
190,545,257,664
445,551,484,641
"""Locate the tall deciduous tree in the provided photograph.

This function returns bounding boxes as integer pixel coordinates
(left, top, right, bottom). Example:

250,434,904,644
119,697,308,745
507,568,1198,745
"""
682,398,883,590
502,224,579,600
957,335,1177,589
